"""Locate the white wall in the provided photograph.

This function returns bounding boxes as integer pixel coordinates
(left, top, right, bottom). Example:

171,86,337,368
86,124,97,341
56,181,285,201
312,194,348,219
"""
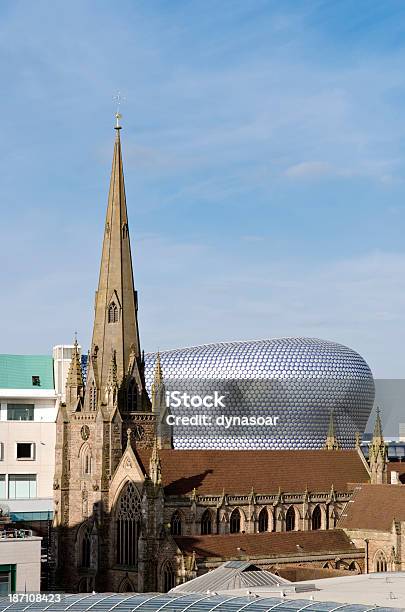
0,537,41,591
0,395,57,509
53,344,80,402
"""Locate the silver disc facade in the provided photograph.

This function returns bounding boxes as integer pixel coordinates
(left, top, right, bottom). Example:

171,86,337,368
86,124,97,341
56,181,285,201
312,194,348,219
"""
144,337,374,450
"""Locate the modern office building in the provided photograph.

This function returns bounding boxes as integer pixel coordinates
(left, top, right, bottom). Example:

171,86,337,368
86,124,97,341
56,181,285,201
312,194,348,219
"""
144,337,375,450
0,346,80,522
0,354,57,520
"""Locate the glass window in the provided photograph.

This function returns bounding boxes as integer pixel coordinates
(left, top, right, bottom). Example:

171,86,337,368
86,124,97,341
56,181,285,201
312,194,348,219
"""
0,476,5,499
16,443,35,460
7,405,34,421
63,348,73,359
8,475,36,499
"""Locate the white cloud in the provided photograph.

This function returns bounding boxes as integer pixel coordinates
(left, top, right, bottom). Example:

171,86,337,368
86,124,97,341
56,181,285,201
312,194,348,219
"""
284,161,333,179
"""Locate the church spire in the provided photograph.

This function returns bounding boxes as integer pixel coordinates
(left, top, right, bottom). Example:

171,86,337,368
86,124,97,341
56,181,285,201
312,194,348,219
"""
85,120,145,410
324,410,339,450
66,338,83,388
369,407,387,484
65,338,84,409
373,406,383,441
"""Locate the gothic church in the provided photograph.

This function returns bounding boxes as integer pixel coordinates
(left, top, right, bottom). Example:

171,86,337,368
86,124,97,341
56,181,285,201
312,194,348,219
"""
52,121,385,593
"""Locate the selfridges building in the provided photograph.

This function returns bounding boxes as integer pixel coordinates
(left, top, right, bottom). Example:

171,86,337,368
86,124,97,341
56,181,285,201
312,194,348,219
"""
144,337,374,450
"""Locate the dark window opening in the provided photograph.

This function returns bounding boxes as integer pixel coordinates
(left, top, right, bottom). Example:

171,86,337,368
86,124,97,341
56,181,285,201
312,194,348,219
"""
108,302,119,323
81,530,91,568
32,376,40,387
162,562,175,592
170,512,182,536
116,482,141,567
16,443,34,460
230,509,241,534
201,510,212,535
286,506,296,532
312,505,322,530
258,508,269,532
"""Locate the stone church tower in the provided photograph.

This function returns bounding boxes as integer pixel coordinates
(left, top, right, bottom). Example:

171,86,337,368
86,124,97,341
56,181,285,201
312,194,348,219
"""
368,407,387,484
53,119,169,593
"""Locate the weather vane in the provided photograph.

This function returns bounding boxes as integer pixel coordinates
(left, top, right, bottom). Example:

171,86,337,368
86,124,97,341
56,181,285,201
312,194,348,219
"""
113,91,125,128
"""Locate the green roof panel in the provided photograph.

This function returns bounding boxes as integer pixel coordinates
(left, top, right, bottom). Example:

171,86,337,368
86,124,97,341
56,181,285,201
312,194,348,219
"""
0,355,54,390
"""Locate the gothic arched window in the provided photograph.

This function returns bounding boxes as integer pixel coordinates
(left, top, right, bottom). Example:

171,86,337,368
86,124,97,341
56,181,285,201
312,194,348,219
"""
108,302,119,323
374,550,388,573
80,527,91,568
230,509,241,534
258,507,269,532
201,509,212,535
162,561,176,592
127,379,137,411
116,482,141,567
80,443,92,477
170,511,182,536
78,577,93,592
118,578,134,592
312,505,322,531
286,506,296,532
84,453,91,475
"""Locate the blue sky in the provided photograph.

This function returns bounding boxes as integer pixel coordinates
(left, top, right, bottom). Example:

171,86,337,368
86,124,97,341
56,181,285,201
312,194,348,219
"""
2,0,405,378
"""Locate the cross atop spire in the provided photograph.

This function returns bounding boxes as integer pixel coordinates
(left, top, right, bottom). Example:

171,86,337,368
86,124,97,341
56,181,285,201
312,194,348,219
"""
113,91,125,130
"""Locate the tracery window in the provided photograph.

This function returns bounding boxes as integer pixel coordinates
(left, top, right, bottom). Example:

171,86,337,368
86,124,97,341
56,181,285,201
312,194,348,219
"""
80,443,92,477
170,511,182,536
127,379,137,411
201,509,212,535
116,482,141,567
230,509,241,534
80,527,91,568
108,302,119,323
374,550,388,573
286,506,296,532
162,561,176,592
312,505,322,530
258,507,269,532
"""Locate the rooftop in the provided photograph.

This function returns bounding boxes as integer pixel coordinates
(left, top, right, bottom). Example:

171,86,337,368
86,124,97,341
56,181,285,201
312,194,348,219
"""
339,483,405,531
170,560,293,594
0,354,54,390
137,449,370,495
0,592,398,612
174,529,361,560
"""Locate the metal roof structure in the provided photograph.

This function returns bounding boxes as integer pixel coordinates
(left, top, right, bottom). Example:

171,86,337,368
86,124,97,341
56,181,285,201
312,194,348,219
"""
0,354,54,389
0,593,400,612
170,560,292,593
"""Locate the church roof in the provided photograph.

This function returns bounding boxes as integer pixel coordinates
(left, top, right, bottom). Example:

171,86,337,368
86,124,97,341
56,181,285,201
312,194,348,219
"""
174,529,359,560
137,449,369,494
0,354,54,390
338,483,405,531
170,560,291,593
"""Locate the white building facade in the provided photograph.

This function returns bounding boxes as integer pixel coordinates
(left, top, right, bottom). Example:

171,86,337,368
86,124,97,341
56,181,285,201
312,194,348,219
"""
0,530,41,593
0,348,77,520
